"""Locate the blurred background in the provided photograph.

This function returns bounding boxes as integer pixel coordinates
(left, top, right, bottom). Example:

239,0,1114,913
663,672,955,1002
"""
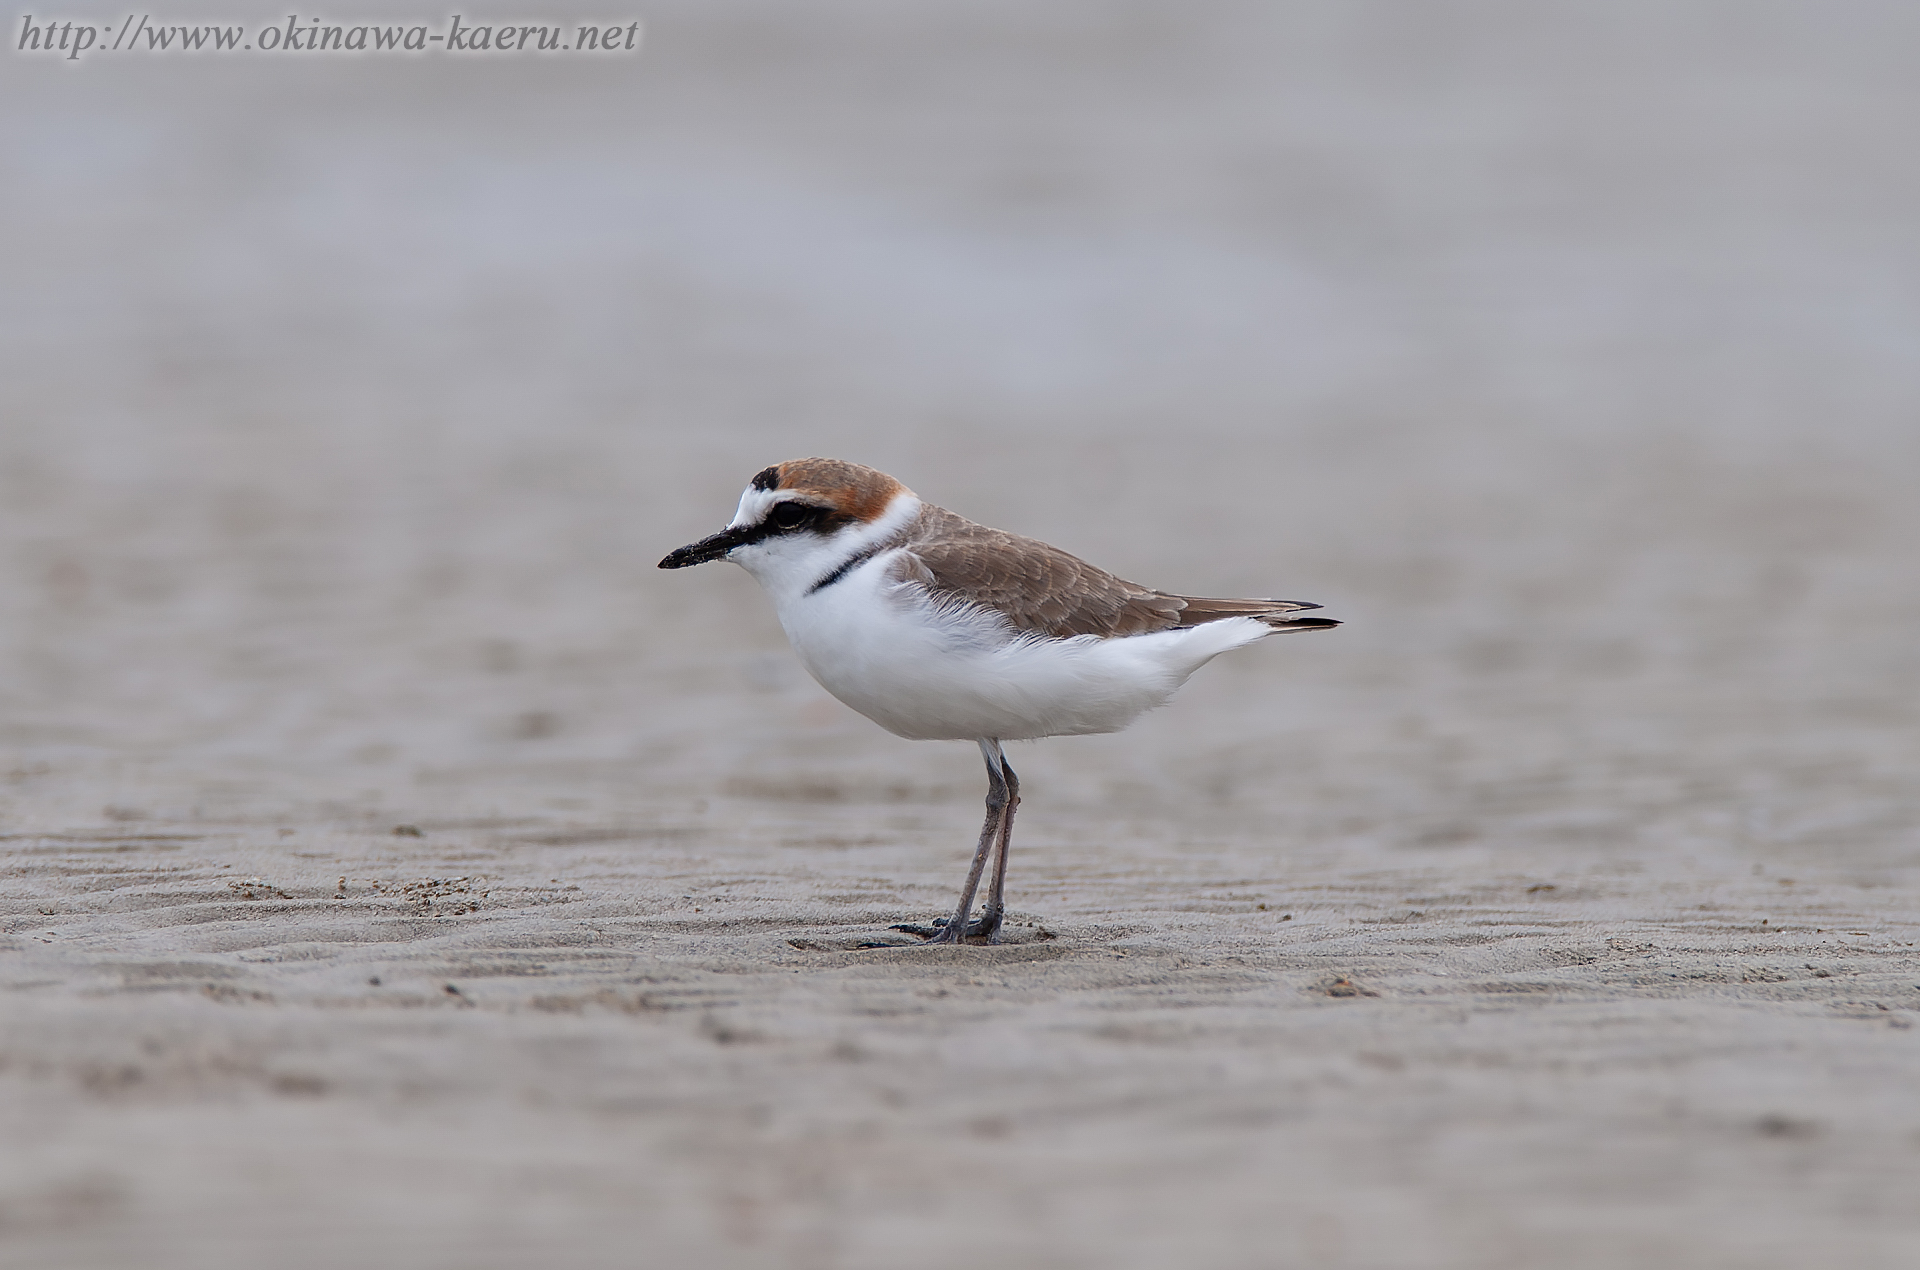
5,6,1920,1267
2,0,1916,869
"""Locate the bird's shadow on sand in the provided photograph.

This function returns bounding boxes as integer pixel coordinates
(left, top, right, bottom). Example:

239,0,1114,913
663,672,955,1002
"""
783,927,1079,959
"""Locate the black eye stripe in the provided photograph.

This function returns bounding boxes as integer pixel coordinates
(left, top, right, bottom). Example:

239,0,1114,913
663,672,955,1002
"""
725,500,839,549
724,500,855,551
767,501,818,529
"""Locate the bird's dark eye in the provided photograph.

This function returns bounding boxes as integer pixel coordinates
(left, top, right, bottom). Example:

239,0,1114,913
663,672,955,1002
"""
767,501,816,530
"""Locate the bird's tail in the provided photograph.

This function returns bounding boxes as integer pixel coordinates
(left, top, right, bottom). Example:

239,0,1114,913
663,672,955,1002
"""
1171,595,1340,634
1259,614,1342,634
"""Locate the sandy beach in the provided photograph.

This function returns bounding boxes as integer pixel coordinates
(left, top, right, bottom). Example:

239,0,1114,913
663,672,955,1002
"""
4,3,1919,1266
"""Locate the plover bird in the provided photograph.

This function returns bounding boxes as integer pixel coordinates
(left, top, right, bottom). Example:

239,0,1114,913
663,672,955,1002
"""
660,459,1338,945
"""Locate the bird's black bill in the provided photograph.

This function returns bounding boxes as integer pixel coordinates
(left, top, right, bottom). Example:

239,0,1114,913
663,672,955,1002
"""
660,499,841,568
658,525,756,569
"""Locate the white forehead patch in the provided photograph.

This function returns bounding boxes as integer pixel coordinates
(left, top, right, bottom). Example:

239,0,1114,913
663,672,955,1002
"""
728,486,784,529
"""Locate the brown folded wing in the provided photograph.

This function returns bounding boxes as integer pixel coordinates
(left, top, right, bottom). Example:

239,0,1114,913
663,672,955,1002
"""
894,505,1325,640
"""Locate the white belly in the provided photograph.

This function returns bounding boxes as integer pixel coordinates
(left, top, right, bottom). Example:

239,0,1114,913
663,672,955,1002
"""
768,561,1271,741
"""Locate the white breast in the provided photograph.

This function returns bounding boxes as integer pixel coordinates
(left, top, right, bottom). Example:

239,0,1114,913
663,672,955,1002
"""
765,552,1273,742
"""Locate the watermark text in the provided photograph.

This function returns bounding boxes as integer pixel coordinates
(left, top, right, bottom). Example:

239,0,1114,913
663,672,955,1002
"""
16,13,642,60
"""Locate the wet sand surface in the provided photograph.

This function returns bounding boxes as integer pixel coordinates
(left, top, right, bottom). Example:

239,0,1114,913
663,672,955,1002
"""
4,3,1920,1266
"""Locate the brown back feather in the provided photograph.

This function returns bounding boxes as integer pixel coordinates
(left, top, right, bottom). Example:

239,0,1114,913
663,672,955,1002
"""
894,505,1325,639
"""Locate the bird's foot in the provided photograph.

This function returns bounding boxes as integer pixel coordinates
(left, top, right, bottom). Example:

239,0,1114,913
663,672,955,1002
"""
888,909,1002,945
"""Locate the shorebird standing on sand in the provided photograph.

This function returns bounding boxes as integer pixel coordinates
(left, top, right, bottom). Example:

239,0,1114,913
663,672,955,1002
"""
660,459,1338,945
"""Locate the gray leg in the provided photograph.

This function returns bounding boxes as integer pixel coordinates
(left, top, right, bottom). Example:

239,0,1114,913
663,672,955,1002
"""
976,745,1019,943
893,738,1008,945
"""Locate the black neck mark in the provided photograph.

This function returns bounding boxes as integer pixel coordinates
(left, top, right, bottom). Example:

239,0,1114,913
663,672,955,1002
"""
809,542,889,594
